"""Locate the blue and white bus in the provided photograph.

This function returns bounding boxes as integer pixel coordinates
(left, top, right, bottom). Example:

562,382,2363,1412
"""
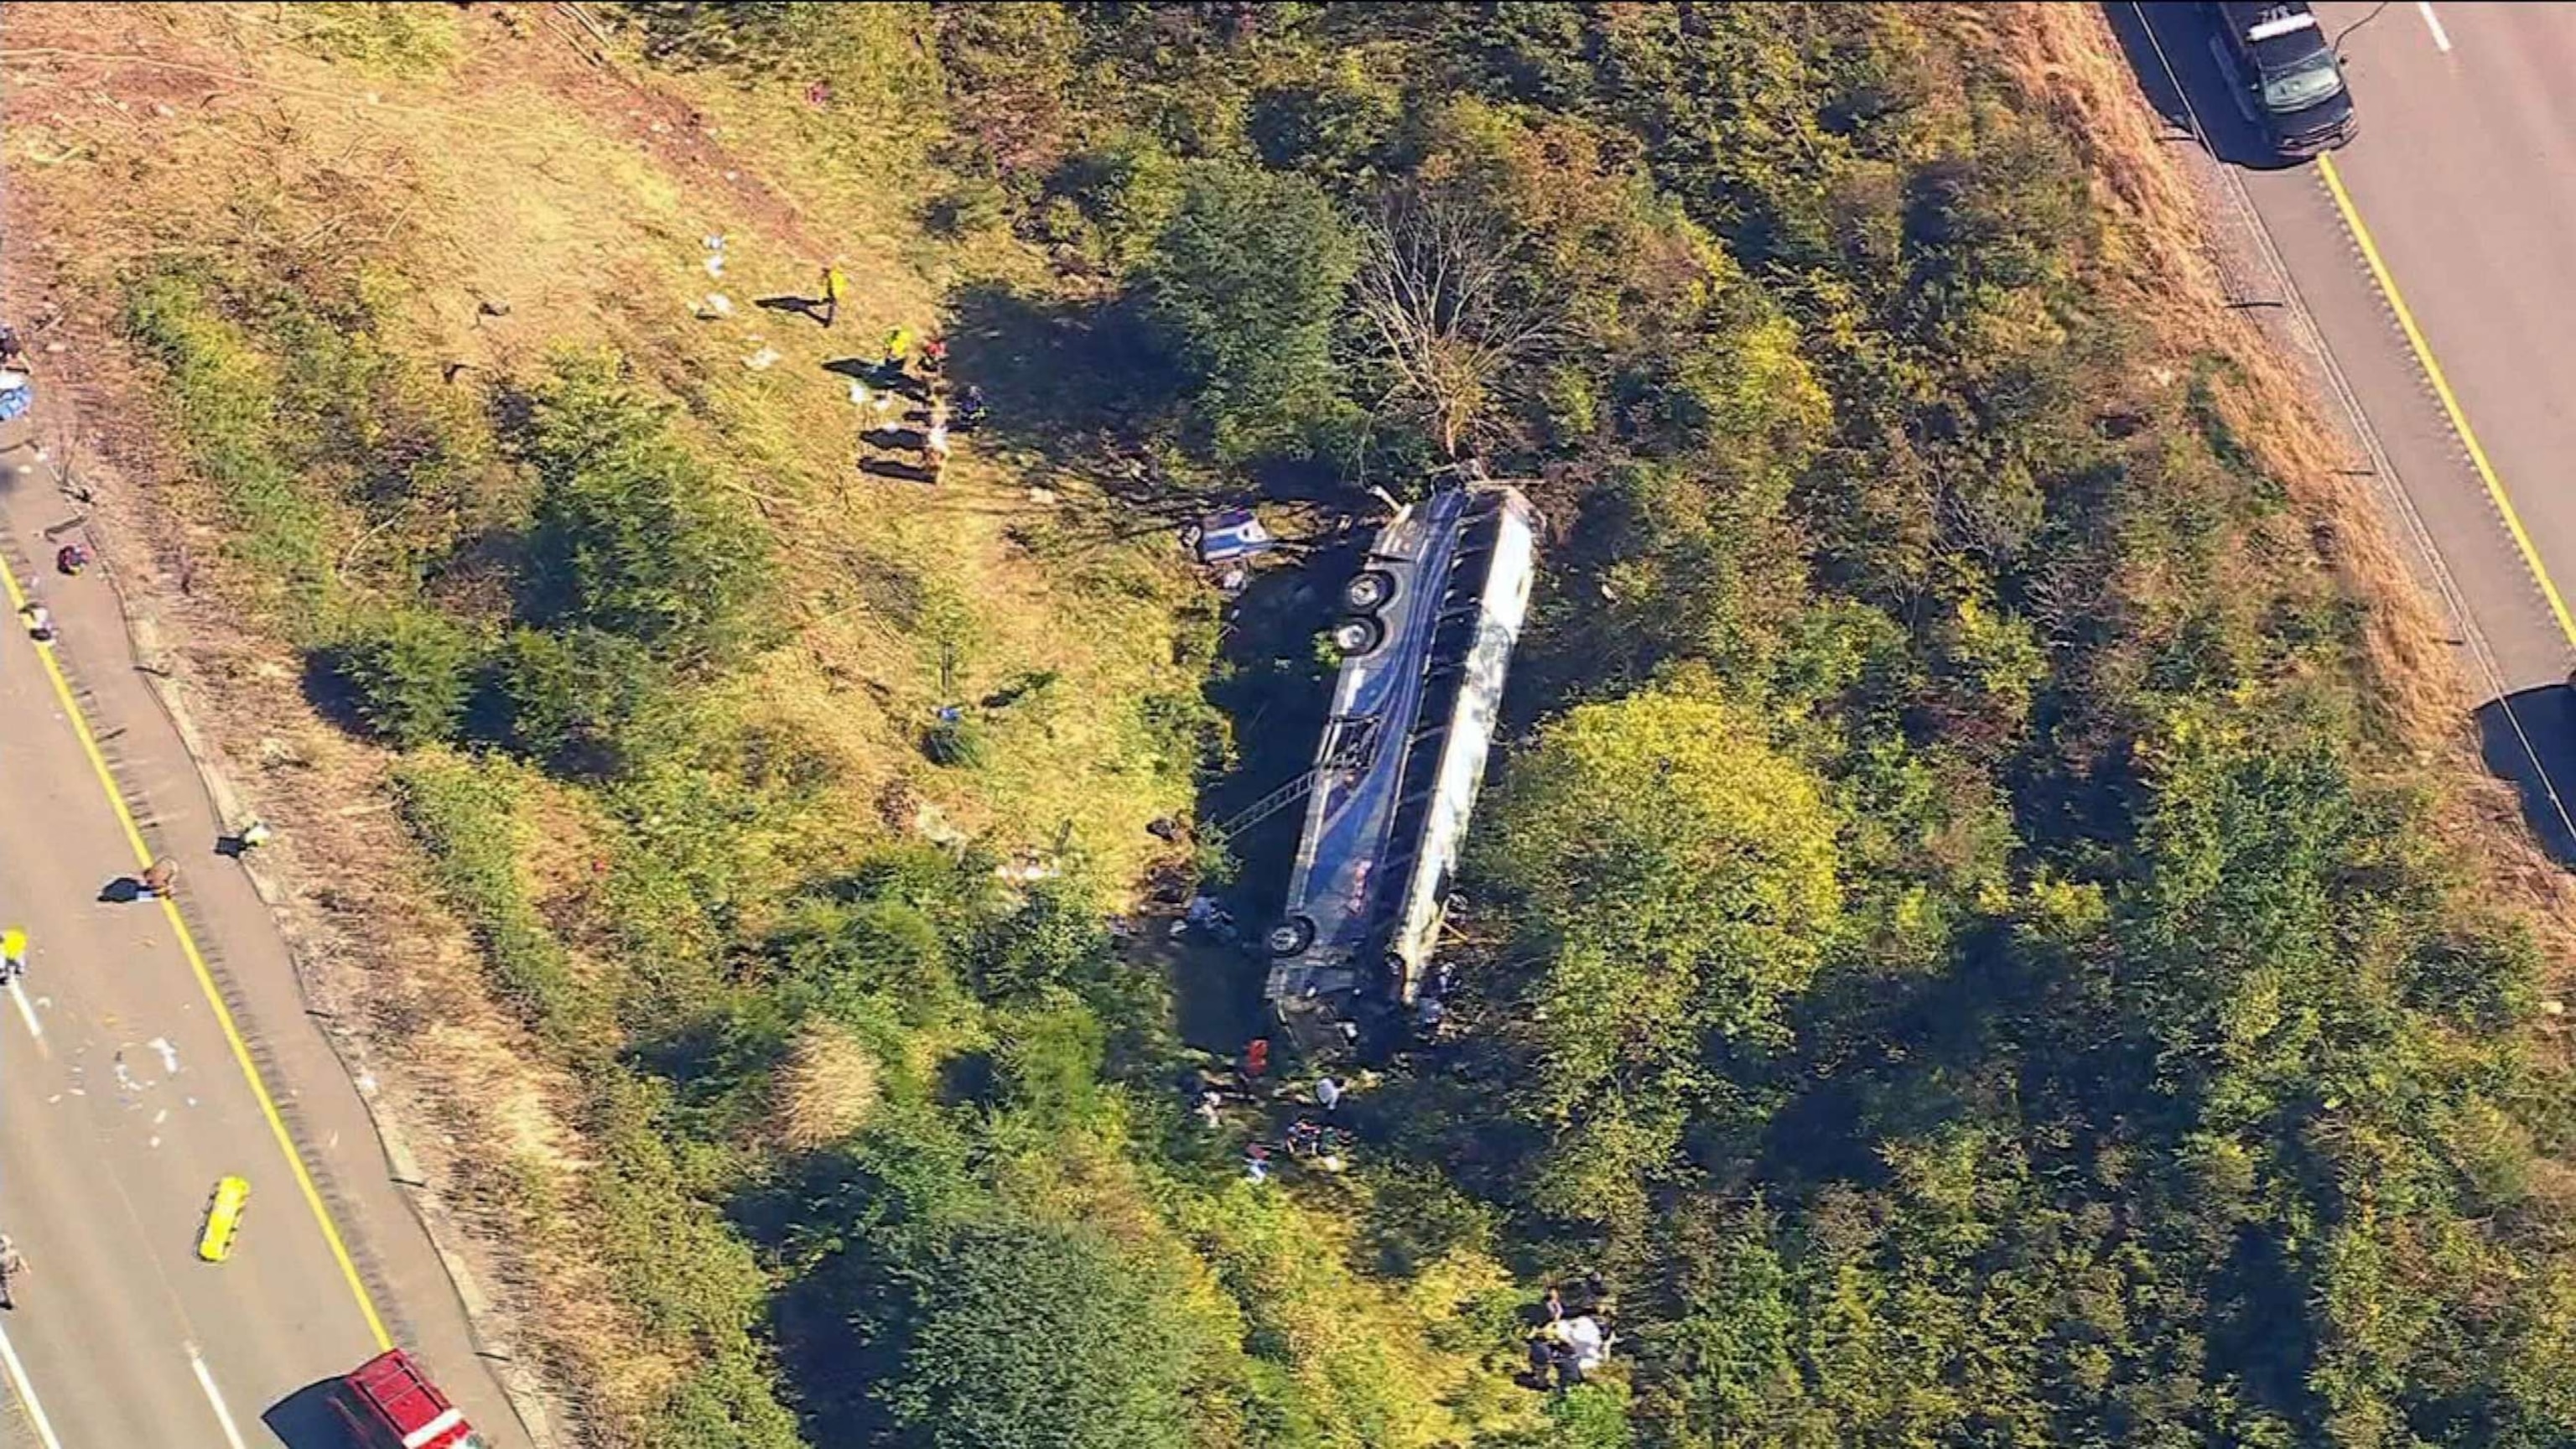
1263,480,1540,1047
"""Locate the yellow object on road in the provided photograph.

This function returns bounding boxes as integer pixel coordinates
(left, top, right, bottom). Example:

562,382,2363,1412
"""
0,927,23,961
199,1176,252,1262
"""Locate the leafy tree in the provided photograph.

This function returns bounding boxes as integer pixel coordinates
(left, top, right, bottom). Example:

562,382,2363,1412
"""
880,1219,1197,1449
1140,160,1358,457
1478,684,1841,1226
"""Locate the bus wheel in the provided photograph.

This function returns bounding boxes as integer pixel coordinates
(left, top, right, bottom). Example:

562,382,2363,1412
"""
1343,570,1396,610
1265,917,1317,958
1331,615,1386,657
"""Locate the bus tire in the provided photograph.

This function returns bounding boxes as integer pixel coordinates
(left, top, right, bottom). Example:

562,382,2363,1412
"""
1343,569,1396,610
1331,615,1386,658
1265,916,1317,958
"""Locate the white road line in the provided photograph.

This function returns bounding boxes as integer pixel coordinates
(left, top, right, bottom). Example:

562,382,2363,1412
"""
7,979,40,1045
189,1343,252,1449
0,1321,65,1449
2418,0,2453,52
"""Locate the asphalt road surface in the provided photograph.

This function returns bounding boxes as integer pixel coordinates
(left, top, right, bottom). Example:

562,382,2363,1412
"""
2121,0,2576,853
0,411,526,1440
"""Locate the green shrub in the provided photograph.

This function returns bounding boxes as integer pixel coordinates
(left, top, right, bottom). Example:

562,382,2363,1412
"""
770,893,968,1033
1045,132,1186,270
330,607,483,749
393,754,600,1044
1140,160,1360,457
970,879,1114,1001
989,1000,1107,1130
517,354,774,668
882,1218,1198,1449
483,625,676,775
121,270,334,618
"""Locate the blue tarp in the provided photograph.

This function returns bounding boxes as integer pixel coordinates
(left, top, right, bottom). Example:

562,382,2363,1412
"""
0,382,29,424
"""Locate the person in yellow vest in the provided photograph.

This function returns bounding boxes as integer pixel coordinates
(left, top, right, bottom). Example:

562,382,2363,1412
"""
0,927,23,983
818,260,849,329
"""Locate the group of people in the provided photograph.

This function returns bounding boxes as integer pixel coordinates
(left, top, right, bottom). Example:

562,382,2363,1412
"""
1174,1041,1363,1182
1524,1272,1617,1392
844,309,988,486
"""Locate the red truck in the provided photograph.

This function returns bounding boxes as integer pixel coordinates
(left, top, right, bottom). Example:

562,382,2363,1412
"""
333,1350,491,1449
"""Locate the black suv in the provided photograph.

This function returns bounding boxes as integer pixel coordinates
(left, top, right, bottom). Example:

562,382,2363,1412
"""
2210,1,2358,157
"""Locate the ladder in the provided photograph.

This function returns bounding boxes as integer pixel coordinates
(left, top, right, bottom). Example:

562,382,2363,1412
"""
1214,716,1382,836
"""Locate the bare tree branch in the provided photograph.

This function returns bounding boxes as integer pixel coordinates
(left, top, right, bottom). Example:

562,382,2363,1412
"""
1351,184,1561,458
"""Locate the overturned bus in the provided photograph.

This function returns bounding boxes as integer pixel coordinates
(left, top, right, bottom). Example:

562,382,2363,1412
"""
1262,480,1540,1052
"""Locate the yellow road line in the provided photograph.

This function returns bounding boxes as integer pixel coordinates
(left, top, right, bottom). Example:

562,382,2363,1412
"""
2317,152,2576,649
0,564,392,1351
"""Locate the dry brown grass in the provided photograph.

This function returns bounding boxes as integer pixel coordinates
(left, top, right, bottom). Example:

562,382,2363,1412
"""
771,1021,880,1150
1971,3,2576,974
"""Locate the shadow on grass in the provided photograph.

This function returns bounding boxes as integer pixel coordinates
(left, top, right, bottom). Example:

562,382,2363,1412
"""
299,647,374,741
756,293,828,324
861,457,942,486
943,281,1175,467
733,1148,905,1449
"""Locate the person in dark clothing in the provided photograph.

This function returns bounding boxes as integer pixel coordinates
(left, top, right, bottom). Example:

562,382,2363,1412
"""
0,1234,23,1311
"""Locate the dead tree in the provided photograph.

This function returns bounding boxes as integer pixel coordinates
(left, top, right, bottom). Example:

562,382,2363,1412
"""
1351,185,1559,459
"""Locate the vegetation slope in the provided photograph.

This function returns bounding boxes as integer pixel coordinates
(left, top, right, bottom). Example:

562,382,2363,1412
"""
8,3,2576,1448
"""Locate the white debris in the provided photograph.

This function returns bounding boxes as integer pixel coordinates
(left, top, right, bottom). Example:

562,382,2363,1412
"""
696,293,735,319
149,1036,179,1075
742,345,782,371
153,1109,167,1125
354,1071,377,1095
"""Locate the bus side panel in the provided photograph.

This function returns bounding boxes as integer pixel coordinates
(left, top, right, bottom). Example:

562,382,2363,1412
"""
1387,509,1539,997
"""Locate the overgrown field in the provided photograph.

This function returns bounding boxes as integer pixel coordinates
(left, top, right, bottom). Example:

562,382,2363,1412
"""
9,3,2576,1446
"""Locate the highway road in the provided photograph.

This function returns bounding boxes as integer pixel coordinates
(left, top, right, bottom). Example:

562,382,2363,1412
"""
2122,0,2576,848
0,413,527,1436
